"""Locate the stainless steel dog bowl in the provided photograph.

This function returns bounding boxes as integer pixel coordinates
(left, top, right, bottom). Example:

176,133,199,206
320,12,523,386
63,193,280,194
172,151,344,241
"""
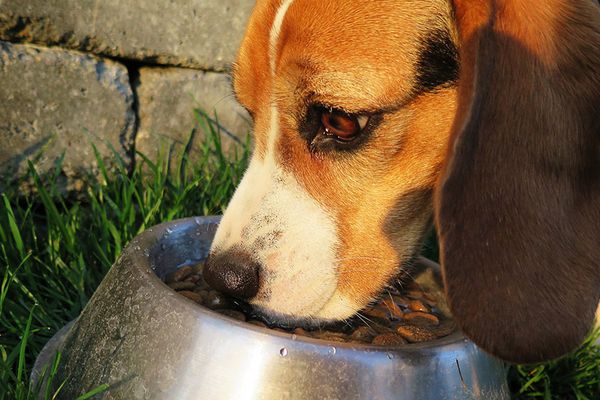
33,216,509,399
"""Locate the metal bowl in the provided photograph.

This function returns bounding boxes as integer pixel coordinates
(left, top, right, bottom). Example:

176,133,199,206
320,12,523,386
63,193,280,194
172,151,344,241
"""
33,216,509,400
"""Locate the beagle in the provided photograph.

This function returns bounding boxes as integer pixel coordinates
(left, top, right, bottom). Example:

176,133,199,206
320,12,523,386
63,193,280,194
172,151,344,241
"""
204,0,600,364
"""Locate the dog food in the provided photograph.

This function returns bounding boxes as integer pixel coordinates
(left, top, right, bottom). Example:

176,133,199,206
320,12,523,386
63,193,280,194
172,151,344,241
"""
164,260,456,346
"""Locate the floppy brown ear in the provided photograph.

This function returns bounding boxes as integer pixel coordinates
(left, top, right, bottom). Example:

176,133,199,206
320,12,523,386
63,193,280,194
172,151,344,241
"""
436,0,600,364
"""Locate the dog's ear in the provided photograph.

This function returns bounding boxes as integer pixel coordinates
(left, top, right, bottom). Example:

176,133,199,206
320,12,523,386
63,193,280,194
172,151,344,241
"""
435,0,600,363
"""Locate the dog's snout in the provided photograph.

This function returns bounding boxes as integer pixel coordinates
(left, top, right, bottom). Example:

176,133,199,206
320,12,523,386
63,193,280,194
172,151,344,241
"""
203,250,260,299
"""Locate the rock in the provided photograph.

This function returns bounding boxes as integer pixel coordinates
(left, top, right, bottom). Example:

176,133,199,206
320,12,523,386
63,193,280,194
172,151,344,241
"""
135,67,251,164
0,41,135,191
0,0,254,71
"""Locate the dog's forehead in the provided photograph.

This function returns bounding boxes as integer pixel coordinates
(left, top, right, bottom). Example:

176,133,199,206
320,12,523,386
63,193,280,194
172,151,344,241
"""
235,0,454,114
278,1,447,100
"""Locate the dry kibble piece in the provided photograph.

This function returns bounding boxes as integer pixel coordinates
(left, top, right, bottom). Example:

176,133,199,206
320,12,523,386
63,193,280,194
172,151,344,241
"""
192,288,208,300
429,320,457,339
294,327,310,337
382,299,404,319
167,281,197,291
372,333,407,346
402,311,440,326
363,306,389,320
184,274,201,284
178,290,204,303
191,262,205,274
313,331,348,342
165,265,193,283
350,326,374,342
407,299,430,313
217,309,247,321
396,325,437,343
406,290,425,299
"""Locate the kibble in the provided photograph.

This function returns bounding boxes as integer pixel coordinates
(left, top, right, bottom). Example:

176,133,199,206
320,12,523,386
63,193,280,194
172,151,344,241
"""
407,299,429,313
382,298,404,319
178,290,204,303
167,281,197,291
372,333,408,346
349,326,374,342
402,311,440,326
164,260,456,346
363,306,389,320
165,265,193,283
396,321,455,343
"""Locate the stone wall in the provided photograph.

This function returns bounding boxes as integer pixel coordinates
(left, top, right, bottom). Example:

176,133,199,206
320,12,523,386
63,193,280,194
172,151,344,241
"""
0,0,253,190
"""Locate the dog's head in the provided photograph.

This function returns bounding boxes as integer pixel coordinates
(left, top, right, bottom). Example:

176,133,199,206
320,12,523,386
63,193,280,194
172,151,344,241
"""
205,0,600,364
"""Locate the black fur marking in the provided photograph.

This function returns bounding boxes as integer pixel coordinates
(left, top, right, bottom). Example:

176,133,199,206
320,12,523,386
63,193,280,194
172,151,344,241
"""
414,29,459,93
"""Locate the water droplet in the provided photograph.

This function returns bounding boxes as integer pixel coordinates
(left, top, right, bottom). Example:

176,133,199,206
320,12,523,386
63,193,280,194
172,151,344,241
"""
134,246,141,251
165,228,173,234
160,244,167,250
194,217,202,225
279,347,288,357
328,346,336,355
387,353,395,360
291,334,297,340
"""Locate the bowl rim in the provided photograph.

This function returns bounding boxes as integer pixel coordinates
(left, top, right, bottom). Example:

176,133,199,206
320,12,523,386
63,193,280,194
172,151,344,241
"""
127,216,467,353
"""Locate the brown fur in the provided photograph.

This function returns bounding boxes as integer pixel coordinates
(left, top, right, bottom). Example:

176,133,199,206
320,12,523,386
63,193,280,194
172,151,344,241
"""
231,0,600,363
436,0,600,363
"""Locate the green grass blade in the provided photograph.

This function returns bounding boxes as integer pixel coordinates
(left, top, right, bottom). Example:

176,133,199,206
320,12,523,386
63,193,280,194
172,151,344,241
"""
2,194,25,259
15,305,36,399
74,384,110,400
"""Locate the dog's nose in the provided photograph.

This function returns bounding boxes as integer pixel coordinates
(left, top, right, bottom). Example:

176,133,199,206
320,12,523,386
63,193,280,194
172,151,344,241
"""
203,250,260,299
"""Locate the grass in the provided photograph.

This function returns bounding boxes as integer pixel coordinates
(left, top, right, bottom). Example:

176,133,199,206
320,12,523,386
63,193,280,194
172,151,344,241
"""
0,111,250,399
508,329,599,399
0,110,598,399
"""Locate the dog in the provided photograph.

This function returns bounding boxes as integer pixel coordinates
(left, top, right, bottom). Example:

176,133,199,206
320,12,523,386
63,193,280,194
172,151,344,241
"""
203,0,600,364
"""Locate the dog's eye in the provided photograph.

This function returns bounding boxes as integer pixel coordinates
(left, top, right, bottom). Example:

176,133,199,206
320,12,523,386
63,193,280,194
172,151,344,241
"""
303,105,376,153
321,109,368,141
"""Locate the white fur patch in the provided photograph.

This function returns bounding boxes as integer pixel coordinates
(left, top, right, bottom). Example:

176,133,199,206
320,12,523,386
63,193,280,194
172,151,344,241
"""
209,0,355,321
269,0,295,75
211,151,341,318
